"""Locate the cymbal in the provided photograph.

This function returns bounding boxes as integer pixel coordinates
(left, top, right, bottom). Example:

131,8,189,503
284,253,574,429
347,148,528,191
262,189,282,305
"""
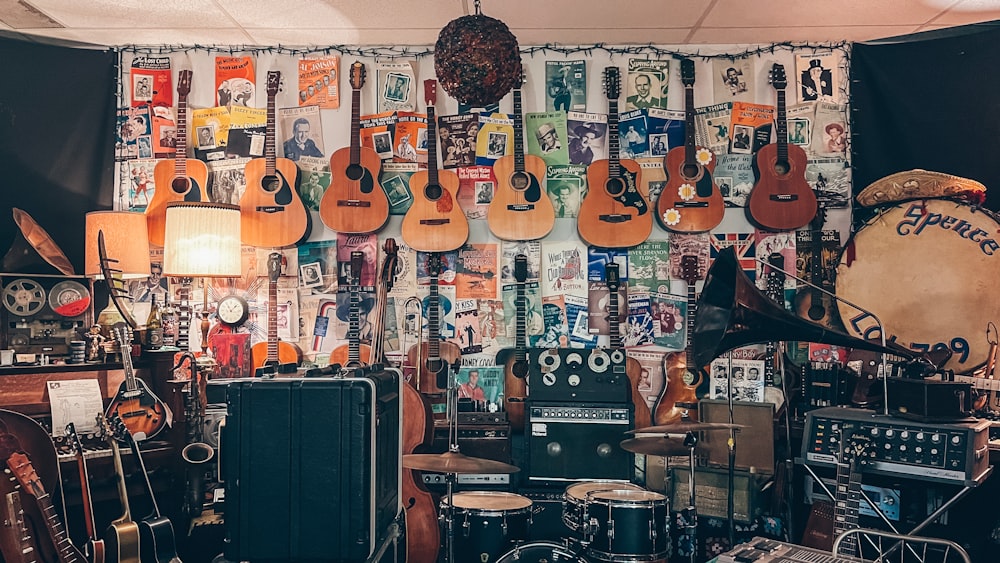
403,451,520,474
620,437,690,457
626,421,744,436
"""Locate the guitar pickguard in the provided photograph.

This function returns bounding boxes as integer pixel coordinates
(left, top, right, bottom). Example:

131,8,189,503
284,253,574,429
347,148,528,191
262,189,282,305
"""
274,170,293,205
345,163,376,194
520,172,543,203
606,168,648,214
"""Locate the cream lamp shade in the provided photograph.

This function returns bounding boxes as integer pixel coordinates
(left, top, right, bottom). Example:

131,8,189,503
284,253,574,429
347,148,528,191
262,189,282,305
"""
162,202,241,277
84,211,151,279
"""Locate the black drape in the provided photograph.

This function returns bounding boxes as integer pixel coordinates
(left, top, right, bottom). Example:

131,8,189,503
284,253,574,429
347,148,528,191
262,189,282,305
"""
0,33,117,274
852,21,1000,213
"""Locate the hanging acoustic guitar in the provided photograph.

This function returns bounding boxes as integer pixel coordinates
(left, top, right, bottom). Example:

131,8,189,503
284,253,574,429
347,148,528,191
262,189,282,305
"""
499,254,530,433
605,262,652,430
653,254,705,425
250,252,303,372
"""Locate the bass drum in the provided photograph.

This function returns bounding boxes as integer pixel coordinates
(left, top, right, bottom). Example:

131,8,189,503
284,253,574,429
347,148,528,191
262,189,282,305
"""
495,541,592,563
836,199,1000,372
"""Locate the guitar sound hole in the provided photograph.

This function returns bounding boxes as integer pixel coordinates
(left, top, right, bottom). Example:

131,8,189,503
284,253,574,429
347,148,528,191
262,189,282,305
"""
681,163,700,179
605,177,626,197
512,361,529,379
346,163,365,181
808,303,826,321
425,184,442,201
773,160,790,175
427,358,444,373
262,175,280,193
171,177,191,194
511,171,529,190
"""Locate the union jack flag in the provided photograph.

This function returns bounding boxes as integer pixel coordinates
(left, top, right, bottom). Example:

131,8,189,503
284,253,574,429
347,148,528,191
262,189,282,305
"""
710,232,757,281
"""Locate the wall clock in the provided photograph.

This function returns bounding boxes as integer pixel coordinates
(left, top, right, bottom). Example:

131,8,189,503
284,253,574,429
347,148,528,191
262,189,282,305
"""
217,294,249,328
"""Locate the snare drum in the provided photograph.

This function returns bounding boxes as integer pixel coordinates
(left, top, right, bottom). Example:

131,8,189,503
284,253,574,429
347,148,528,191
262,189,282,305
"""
584,489,670,561
562,481,643,533
836,199,1000,371
441,491,532,563
496,540,592,563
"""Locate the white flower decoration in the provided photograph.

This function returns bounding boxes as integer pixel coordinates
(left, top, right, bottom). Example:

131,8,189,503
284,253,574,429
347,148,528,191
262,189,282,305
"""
678,183,696,201
662,208,681,226
695,148,713,166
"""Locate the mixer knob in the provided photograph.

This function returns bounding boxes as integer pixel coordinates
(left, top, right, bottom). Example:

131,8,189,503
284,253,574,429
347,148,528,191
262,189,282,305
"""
931,434,942,443
951,435,962,445
885,429,895,438
900,431,909,440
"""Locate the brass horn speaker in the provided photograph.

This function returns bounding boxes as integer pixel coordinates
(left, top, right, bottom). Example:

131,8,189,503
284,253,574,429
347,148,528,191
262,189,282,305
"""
692,247,917,368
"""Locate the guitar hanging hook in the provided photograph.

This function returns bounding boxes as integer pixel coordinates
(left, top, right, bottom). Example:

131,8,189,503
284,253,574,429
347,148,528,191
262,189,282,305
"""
988,321,998,346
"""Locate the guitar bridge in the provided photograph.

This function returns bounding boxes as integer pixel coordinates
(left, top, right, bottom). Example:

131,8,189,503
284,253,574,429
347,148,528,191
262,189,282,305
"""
599,214,631,223
769,194,800,202
255,206,286,214
420,218,451,225
506,204,535,211
673,201,709,208
337,200,372,208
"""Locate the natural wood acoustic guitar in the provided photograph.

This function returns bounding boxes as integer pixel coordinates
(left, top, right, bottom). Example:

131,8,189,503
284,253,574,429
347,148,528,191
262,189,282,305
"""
605,262,652,430
498,254,530,432
653,254,706,425
407,252,462,395
250,252,303,371
328,251,372,368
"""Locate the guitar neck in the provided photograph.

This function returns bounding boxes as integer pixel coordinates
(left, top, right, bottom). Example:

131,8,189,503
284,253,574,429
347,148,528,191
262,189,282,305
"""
109,438,133,525
34,492,82,563
125,435,162,519
684,281,697,370
3,491,37,563
426,107,439,186
608,285,622,349
175,95,188,174
427,270,441,360
74,448,98,542
775,87,788,163
512,90,525,173
684,85,696,165
350,87,362,165
348,283,362,364
267,279,279,363
265,89,277,176
121,340,139,394
514,281,527,361
608,98,621,176
833,457,863,556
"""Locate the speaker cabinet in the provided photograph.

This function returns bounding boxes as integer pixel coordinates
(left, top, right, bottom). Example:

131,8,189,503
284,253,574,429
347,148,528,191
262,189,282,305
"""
525,403,633,484
221,372,400,562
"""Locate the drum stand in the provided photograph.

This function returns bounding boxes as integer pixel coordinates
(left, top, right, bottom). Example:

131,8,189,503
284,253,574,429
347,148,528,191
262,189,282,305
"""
680,430,699,563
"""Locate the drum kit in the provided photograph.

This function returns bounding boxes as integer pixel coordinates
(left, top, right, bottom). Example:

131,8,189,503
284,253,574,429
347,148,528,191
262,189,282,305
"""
402,416,742,563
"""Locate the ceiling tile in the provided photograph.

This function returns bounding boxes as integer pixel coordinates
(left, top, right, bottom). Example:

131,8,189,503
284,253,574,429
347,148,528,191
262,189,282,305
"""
244,27,440,46
511,28,693,45
704,0,950,27
26,0,232,28
930,0,1000,24
30,27,255,46
688,25,925,44
217,0,465,30
490,1,710,29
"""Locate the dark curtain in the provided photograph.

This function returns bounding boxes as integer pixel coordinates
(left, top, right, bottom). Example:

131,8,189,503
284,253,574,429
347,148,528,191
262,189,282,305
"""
0,33,117,274
851,21,1000,214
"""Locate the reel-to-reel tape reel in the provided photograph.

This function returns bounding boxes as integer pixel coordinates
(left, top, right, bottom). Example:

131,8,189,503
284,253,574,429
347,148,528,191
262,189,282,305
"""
1,274,94,358
528,348,631,403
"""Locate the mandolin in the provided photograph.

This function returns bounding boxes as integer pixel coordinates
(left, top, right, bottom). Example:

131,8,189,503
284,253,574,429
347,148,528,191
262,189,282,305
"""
605,262,652,430
328,251,372,368
320,61,390,234
240,70,309,248
251,253,303,371
401,80,469,253
108,416,181,563
747,63,818,231
105,325,169,441
147,70,209,248
792,206,843,330
487,81,555,241
653,254,705,425
407,253,462,395
578,67,653,249
6,453,86,563
99,414,141,563
656,58,725,234
498,254,530,433
67,423,105,563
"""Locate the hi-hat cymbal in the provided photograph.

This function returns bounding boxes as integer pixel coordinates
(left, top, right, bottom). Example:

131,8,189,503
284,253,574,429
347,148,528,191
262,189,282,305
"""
620,437,690,457
626,421,744,436
403,451,520,474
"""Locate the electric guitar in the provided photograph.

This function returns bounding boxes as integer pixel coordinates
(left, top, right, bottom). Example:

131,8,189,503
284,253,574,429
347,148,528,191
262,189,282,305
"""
487,80,555,241
578,67,652,248
147,70,209,247
105,325,168,441
251,253,303,371
67,423,105,563
320,61,390,234
747,63,818,231
793,206,843,330
240,70,309,248
99,414,141,563
6,453,86,563
401,80,469,253
802,427,871,553
108,416,181,563
656,58,725,233
653,254,705,425
605,262,652,430
328,251,371,368
762,252,787,407
407,253,462,395
498,254,530,433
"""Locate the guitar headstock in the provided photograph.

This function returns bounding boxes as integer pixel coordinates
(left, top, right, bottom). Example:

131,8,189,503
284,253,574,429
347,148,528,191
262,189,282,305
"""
769,63,787,90
605,262,620,292
6,453,43,498
106,413,132,446
350,61,366,90
66,422,83,455
424,79,437,107
844,431,872,465
112,323,132,349
266,70,280,97
766,252,785,300
679,254,702,286
603,67,621,100
680,58,696,87
426,253,443,277
267,252,284,282
349,251,364,286
380,238,400,291
514,254,528,284
177,69,193,98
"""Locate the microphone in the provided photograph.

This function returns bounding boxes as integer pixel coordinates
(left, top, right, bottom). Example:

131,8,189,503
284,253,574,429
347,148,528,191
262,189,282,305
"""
305,363,342,377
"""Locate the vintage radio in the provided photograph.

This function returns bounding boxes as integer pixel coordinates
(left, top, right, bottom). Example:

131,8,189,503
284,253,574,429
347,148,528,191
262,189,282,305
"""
0,274,94,359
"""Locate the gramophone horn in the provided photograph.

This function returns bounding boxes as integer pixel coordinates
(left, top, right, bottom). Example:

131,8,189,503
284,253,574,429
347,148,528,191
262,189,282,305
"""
692,247,917,367
2,208,75,275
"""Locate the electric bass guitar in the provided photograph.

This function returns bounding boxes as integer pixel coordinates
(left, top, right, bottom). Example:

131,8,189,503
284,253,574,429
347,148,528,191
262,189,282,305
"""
487,80,555,241
6,453,86,563
747,63,817,231
108,415,181,563
147,70,209,247
498,254,530,433
99,413,141,563
328,251,371,368
320,61,390,234
653,254,705,425
605,262,652,430
407,253,462,395
578,67,652,248
401,80,469,253
656,58,725,233
240,70,309,248
251,253,303,371
67,423,105,563
106,325,169,441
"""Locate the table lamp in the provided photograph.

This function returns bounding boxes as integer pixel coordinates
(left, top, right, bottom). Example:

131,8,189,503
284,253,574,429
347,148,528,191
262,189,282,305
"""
85,211,151,334
161,202,241,354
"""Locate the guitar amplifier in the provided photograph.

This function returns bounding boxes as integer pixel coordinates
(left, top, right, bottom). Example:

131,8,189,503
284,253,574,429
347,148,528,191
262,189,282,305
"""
221,371,400,562
525,403,633,484
527,348,631,404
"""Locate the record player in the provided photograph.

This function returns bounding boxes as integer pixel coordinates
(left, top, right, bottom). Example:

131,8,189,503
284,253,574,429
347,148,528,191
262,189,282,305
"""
1,273,94,358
